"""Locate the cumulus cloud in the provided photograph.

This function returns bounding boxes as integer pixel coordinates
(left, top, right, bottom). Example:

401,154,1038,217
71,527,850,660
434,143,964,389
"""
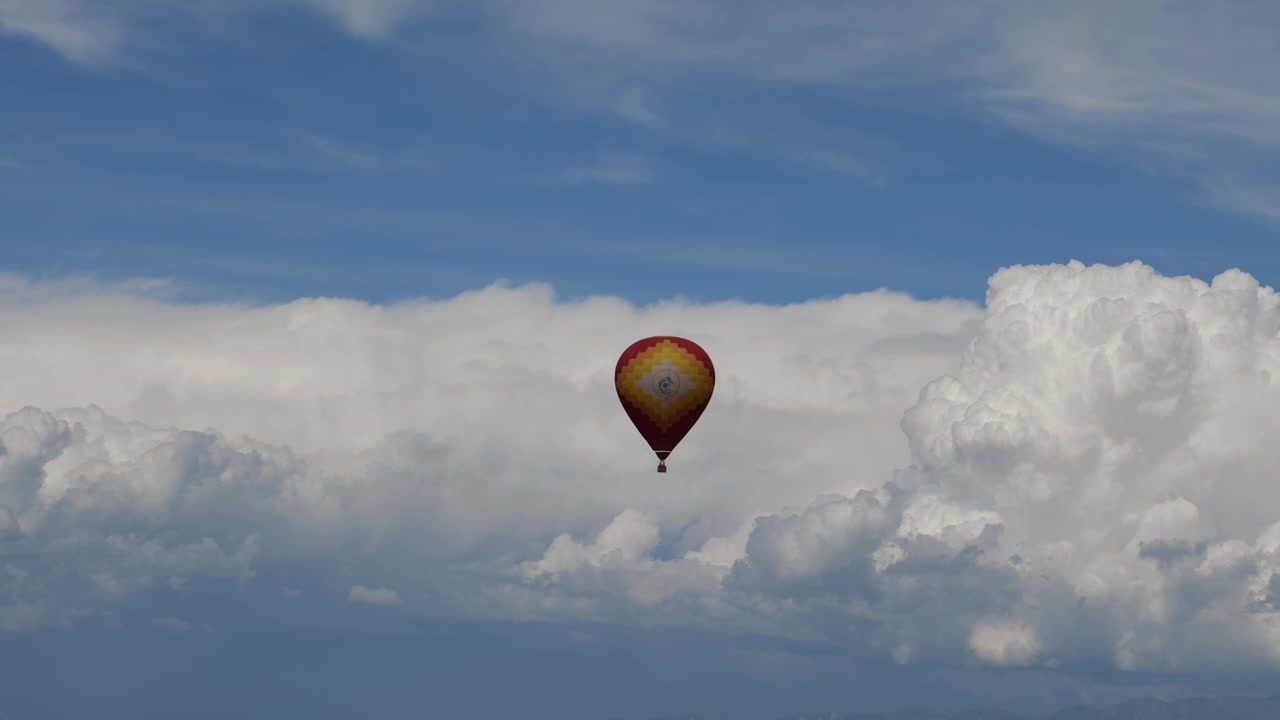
969,620,1043,667
522,509,660,577
490,260,1280,674
0,273,975,633
5,261,1280,682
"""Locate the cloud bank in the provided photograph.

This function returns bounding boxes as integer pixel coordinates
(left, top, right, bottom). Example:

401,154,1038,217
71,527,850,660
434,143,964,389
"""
0,272,977,630
3,261,1280,682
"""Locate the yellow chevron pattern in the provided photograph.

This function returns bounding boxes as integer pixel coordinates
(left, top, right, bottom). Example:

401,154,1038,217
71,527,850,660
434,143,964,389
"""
616,339,714,432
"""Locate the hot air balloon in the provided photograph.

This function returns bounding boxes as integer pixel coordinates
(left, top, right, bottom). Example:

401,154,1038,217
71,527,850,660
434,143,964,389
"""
615,336,715,472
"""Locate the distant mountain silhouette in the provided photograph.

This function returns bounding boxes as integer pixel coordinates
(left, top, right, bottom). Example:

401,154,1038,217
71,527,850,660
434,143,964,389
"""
624,694,1280,720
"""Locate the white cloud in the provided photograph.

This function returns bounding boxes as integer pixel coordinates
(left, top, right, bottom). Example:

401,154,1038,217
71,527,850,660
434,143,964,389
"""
348,585,402,605
6,261,1280,679
969,620,1042,667
0,273,975,633
495,260,1280,673
523,509,659,577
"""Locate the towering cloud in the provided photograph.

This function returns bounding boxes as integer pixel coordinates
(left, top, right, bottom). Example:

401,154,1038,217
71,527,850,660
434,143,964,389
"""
3,262,1280,680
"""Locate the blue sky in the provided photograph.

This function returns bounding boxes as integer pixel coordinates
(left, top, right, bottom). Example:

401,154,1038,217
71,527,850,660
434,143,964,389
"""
4,1,1278,306
5,4,1280,720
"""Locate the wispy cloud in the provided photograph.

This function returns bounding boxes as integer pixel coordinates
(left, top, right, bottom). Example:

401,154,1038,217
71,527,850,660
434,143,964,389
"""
0,0,424,63
496,1,1280,227
615,86,664,128
297,132,382,171
793,150,887,186
542,152,655,186
971,2,1280,227
11,1,1280,227
0,157,21,170
1197,176,1280,226
0,0,123,64
289,0,425,39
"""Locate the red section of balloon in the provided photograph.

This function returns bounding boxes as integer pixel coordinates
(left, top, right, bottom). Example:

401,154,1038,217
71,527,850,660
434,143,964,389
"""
615,336,715,471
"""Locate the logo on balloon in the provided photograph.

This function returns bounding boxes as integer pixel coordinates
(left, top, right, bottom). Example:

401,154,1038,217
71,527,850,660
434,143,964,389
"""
651,368,681,399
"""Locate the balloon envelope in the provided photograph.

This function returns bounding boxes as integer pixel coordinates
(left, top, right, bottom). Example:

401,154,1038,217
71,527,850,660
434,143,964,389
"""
615,336,715,471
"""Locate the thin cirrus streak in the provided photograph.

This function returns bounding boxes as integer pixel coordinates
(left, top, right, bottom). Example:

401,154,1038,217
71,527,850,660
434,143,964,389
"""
9,2,1280,231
